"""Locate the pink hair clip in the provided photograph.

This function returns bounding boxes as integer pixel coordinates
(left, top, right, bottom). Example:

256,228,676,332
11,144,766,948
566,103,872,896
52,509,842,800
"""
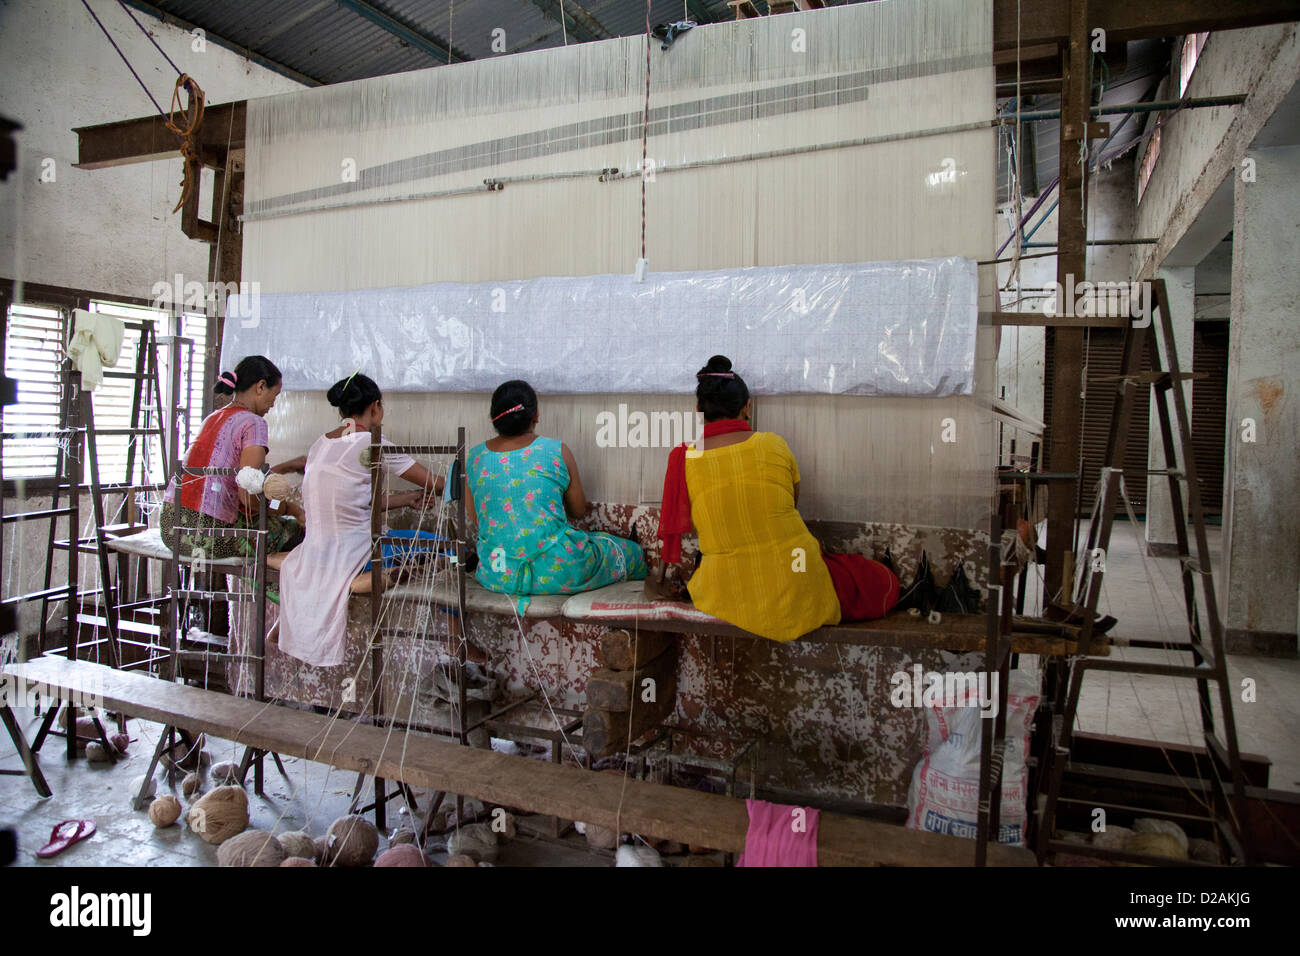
492,403,525,422
218,372,238,388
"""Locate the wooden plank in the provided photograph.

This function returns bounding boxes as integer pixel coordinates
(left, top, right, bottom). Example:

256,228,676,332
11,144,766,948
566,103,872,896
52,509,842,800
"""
597,628,675,671
582,668,677,757
2,657,1032,865
994,0,1300,49
586,648,676,711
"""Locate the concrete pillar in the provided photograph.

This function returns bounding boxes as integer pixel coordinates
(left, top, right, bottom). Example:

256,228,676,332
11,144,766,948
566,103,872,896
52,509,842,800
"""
1223,145,1300,657
1146,266,1195,555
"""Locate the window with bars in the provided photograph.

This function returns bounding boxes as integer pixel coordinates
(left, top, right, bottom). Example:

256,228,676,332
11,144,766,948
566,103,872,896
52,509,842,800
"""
2,303,66,481
1,299,209,486
86,301,208,486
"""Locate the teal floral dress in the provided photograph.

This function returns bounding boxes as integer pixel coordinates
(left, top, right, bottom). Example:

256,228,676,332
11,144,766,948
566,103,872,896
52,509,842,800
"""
468,436,646,610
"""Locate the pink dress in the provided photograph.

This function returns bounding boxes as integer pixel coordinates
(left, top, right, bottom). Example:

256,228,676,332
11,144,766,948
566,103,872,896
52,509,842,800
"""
277,431,414,667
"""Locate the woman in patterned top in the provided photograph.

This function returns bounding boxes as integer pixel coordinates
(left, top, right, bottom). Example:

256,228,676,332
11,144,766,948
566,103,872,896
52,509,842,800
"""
161,355,305,560
465,380,647,613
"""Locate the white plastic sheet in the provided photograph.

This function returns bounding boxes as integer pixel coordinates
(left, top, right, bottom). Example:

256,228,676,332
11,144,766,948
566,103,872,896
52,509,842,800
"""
223,257,977,397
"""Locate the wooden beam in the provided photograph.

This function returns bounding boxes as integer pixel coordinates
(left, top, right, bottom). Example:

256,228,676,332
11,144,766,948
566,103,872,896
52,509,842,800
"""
585,648,676,711
597,629,675,671
74,101,246,171
995,0,1300,49
1044,0,1091,602
2,657,1034,865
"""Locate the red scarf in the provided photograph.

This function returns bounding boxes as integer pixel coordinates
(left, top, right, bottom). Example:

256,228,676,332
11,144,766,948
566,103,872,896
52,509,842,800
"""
657,418,751,564
177,404,245,513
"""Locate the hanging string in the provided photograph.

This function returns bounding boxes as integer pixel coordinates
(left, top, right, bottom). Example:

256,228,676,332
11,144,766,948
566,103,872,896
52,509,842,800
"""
78,0,166,117
116,0,183,76
639,0,650,261
559,0,569,46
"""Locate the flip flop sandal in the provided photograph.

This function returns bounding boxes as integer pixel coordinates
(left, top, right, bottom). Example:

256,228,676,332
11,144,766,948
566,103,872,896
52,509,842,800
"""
36,819,97,859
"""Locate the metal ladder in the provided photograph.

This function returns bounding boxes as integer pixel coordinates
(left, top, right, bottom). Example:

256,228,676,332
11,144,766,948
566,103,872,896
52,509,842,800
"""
1035,278,1250,865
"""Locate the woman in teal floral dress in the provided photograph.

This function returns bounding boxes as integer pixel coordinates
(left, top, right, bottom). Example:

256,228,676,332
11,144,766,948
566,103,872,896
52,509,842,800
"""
466,381,646,611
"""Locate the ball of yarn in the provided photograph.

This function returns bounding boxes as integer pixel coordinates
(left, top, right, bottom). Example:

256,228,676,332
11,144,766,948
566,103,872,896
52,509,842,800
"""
186,785,249,844
110,733,130,754
181,772,202,799
616,844,664,867
235,466,266,497
583,823,618,850
445,854,477,867
1122,831,1187,863
375,844,428,867
278,831,317,862
445,823,499,863
281,857,317,867
261,472,301,504
85,742,111,762
388,827,417,847
210,761,242,786
131,774,157,801
149,795,183,828
322,815,379,867
74,716,99,739
1132,817,1189,853
217,830,286,867
1089,824,1132,850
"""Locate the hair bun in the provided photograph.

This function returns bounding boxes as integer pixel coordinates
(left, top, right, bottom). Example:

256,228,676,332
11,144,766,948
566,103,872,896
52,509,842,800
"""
325,381,345,407
706,355,732,373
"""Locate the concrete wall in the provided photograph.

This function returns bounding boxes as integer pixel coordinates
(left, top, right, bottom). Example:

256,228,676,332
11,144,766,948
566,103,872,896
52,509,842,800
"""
0,0,305,298
1132,25,1300,281
1,0,303,650
1223,145,1300,655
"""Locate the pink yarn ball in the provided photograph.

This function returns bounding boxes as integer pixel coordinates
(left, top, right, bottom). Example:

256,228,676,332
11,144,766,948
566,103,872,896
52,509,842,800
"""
375,844,427,867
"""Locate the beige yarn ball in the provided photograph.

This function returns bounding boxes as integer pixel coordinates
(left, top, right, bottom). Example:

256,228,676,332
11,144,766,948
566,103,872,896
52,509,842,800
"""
1122,832,1187,863
181,772,202,799
281,857,317,867
446,823,499,863
85,742,111,762
322,815,379,867
210,761,242,786
278,831,317,862
445,854,477,867
149,795,183,828
1132,817,1189,853
375,844,427,867
389,827,417,847
217,830,286,867
186,785,249,844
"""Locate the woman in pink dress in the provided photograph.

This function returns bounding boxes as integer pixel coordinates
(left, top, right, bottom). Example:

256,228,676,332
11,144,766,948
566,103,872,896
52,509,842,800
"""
277,373,444,667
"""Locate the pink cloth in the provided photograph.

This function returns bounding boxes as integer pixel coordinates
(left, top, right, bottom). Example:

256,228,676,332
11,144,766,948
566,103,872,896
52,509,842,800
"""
163,408,268,523
735,798,820,867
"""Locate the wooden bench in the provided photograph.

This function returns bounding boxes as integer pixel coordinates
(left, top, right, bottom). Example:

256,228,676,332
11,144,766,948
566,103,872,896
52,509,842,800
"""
1,657,1035,866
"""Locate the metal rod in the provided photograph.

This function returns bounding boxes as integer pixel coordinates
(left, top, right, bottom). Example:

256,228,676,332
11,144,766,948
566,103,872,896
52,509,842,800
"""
996,95,1247,122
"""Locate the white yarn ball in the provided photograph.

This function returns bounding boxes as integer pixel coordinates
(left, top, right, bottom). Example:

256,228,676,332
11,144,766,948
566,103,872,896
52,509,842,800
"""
235,467,265,496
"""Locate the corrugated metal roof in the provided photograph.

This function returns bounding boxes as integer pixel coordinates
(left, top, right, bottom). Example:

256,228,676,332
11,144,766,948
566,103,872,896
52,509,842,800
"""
121,0,872,85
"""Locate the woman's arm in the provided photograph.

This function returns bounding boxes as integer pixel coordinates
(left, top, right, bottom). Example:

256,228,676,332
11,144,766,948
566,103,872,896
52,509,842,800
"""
397,461,446,497
559,443,589,520
237,445,269,512
269,455,307,475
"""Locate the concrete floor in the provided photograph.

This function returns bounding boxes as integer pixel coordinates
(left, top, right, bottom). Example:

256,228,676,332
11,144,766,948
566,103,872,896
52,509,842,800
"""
2,518,1296,866
0,718,624,867
1021,521,1300,794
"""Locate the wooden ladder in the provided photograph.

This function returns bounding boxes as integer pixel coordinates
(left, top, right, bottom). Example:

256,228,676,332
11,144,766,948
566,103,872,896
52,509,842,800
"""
1035,278,1250,865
